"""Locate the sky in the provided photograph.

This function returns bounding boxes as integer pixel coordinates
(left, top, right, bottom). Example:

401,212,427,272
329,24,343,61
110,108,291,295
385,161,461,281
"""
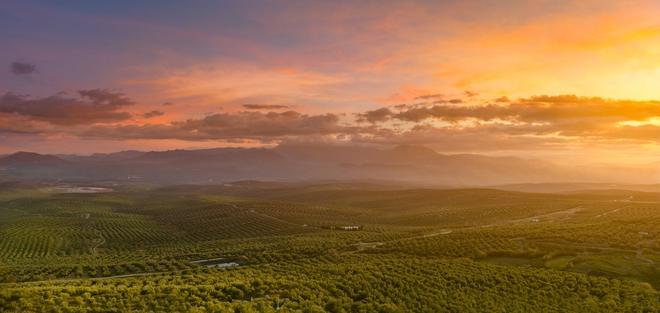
1,0,659,165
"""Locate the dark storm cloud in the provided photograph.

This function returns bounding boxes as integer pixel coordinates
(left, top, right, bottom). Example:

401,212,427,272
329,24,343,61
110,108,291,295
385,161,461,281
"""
10,62,37,76
0,89,133,125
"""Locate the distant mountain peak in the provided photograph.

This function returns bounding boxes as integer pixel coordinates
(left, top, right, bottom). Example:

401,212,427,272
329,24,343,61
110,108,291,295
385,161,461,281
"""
0,151,67,166
8,151,43,157
0,145,656,185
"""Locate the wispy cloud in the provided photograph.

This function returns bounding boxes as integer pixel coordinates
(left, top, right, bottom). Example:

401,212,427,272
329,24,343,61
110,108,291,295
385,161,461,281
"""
0,89,133,125
243,104,290,110
2,0,660,160
56,92,659,152
142,110,165,118
81,110,351,142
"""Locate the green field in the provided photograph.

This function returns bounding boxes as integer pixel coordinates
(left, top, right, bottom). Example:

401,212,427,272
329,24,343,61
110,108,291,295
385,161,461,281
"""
1,183,659,312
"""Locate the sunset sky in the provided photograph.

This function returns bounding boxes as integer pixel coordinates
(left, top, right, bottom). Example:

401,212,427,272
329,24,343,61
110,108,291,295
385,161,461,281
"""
1,0,659,164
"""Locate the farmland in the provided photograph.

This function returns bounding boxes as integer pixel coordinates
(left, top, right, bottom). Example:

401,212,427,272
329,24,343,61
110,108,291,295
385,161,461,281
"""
1,182,659,312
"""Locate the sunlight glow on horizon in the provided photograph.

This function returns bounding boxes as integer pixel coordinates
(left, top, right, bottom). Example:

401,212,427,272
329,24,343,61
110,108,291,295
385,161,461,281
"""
0,0,659,163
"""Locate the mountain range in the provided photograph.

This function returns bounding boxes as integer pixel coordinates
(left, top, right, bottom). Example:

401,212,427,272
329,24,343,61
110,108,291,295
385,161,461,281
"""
0,144,658,186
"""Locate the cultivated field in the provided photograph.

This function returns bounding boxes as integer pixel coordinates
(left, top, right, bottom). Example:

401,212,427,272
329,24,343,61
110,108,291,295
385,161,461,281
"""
1,183,659,312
